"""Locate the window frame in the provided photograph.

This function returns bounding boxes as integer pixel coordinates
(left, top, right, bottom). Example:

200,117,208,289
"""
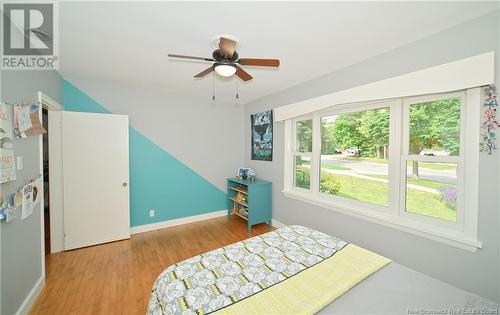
400,92,465,230
283,89,481,252
291,116,313,192
315,101,397,215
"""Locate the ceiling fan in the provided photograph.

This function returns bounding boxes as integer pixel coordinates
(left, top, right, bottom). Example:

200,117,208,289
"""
168,36,280,81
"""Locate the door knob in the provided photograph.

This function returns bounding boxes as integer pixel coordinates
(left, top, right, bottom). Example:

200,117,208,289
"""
122,182,128,187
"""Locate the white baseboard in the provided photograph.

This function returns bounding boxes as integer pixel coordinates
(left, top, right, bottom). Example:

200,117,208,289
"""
272,218,287,228
130,210,227,235
16,275,44,315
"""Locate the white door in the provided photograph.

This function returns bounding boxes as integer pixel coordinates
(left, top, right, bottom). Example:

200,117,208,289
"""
62,112,130,250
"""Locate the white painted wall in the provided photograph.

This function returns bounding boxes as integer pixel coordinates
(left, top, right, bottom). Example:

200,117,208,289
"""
63,77,245,191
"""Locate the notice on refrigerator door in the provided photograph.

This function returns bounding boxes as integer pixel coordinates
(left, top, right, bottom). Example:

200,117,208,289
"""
0,149,16,183
21,183,34,220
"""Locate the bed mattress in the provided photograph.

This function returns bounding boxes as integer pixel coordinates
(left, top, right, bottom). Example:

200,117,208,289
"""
319,261,499,314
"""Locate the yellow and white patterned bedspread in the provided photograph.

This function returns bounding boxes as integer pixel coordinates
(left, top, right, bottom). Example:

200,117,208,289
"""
147,225,389,315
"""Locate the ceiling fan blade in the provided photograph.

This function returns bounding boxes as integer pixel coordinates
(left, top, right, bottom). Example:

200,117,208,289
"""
219,37,236,58
168,54,214,62
238,58,280,67
194,66,214,78
235,65,253,81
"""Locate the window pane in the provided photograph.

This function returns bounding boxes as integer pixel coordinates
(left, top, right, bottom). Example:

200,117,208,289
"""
409,97,461,156
294,155,311,189
405,161,457,222
320,108,389,206
296,119,312,152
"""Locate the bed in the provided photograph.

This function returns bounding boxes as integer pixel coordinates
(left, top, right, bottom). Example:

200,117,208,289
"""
147,225,498,315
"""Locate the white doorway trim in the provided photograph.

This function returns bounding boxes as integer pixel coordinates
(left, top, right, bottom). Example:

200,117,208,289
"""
39,92,63,111
18,92,63,315
37,92,63,284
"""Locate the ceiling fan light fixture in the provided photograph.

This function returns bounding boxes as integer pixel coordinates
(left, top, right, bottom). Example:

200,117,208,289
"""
214,64,236,77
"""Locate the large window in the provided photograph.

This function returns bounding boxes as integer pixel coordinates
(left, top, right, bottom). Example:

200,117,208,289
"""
403,96,462,223
320,107,390,207
283,90,480,251
293,119,312,190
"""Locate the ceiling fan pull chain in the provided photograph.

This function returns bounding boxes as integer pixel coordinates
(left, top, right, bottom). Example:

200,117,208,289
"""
212,72,216,101
236,78,239,99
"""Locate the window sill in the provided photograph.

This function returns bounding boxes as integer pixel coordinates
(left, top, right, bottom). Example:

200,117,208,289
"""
283,189,482,252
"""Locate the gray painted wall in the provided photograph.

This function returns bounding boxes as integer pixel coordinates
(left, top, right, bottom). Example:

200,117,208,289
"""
245,11,500,302
0,70,63,314
62,77,245,191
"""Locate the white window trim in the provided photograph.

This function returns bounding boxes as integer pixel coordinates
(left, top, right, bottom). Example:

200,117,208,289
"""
399,91,465,232
292,117,313,192
283,88,481,252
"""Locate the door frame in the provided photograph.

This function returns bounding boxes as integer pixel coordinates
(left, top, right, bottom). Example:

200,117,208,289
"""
37,92,63,282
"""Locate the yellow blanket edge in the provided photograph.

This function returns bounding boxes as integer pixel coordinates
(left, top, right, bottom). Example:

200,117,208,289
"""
214,244,391,315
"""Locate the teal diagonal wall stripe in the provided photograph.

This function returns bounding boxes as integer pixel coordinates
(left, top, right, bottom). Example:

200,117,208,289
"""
63,80,227,227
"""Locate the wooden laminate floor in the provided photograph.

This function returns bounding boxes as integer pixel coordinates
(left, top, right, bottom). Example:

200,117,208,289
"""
30,216,274,315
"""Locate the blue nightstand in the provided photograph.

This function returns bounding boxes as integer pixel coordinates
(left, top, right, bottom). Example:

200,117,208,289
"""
227,178,272,233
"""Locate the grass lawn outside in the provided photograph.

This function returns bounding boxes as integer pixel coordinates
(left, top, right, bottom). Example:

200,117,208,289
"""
329,174,388,206
321,163,351,171
298,164,457,222
319,173,456,222
296,160,351,171
406,188,456,222
364,174,444,190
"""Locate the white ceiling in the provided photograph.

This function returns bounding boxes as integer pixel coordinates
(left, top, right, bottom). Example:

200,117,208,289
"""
59,1,499,103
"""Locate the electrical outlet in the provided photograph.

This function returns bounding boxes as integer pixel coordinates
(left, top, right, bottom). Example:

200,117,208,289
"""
149,210,155,217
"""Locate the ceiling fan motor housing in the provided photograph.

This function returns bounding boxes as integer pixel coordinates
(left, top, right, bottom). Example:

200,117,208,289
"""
212,49,239,62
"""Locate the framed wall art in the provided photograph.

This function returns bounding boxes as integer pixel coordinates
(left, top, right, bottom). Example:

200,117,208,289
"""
251,110,273,161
